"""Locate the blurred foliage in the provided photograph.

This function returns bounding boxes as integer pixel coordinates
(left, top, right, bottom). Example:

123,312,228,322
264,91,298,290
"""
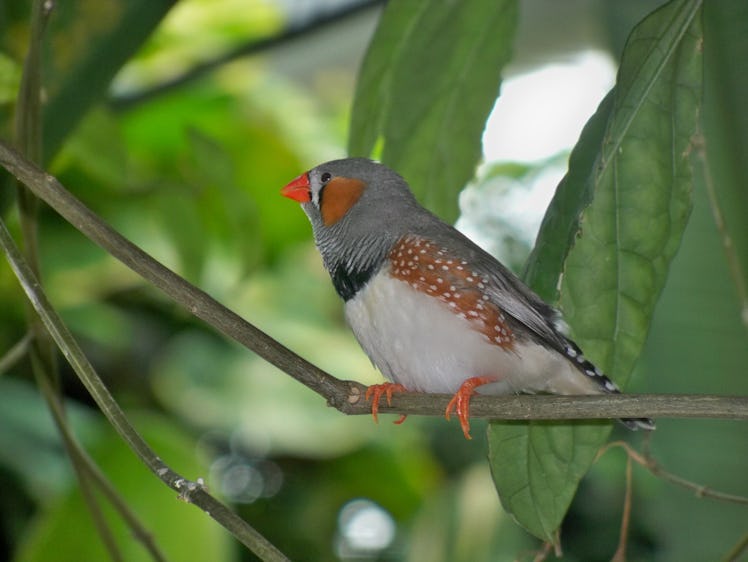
0,1,746,562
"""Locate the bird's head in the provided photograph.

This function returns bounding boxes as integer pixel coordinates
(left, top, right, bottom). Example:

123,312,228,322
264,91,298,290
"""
281,158,423,274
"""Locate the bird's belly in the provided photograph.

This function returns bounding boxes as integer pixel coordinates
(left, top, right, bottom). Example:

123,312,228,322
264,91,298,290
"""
345,272,577,395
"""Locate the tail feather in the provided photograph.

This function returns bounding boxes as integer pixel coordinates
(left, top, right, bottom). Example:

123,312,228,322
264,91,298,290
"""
619,417,656,431
562,338,655,431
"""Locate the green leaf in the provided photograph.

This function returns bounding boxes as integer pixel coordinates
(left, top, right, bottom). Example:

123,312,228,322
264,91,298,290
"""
488,0,703,543
348,0,518,222
522,91,615,303
489,422,610,543
42,0,176,160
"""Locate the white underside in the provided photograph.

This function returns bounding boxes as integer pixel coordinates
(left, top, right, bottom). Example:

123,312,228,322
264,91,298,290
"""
345,270,602,395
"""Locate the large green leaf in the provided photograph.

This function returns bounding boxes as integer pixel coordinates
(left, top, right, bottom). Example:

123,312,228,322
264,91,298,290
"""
348,0,518,222
488,0,703,543
522,91,615,303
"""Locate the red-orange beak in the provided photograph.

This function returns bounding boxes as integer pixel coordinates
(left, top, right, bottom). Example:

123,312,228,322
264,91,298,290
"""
280,173,311,203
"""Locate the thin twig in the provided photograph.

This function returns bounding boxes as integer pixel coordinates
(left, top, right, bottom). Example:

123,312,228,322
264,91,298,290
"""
35,366,168,562
109,0,383,110
14,3,124,557
14,0,50,274
0,142,747,424
0,332,33,376
722,529,748,562
601,441,748,505
692,132,748,329
0,217,289,562
31,355,124,562
611,455,633,562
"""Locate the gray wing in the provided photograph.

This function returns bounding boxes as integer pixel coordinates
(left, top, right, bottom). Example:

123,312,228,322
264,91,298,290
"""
421,220,570,353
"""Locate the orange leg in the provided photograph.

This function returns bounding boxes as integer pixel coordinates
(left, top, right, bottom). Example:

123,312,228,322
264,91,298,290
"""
365,383,408,425
445,376,499,440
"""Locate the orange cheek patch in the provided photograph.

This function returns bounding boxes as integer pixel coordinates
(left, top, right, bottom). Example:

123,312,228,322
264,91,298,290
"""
321,177,366,226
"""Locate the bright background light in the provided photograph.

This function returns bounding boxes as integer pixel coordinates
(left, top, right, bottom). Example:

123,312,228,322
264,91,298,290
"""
482,50,617,163
458,49,617,256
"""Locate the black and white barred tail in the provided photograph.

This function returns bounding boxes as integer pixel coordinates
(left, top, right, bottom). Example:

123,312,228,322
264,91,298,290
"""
563,338,655,431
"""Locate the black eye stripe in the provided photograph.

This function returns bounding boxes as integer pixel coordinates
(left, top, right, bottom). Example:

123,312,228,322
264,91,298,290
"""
316,172,332,208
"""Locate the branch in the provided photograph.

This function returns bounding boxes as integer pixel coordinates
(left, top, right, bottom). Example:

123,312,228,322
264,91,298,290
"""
723,530,748,562
0,332,33,376
1,141,748,424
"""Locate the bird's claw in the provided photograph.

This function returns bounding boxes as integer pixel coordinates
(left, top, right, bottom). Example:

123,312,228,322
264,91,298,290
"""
365,383,407,424
445,375,498,440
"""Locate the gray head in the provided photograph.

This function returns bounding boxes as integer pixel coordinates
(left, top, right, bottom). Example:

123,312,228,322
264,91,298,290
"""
281,158,430,276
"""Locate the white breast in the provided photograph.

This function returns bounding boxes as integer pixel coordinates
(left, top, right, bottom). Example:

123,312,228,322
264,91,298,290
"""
344,269,599,396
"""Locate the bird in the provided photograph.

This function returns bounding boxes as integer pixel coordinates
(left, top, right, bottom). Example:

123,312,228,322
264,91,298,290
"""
280,157,654,439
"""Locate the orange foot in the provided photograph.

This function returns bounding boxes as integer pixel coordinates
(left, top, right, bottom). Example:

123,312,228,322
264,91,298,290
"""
365,383,408,425
445,376,498,440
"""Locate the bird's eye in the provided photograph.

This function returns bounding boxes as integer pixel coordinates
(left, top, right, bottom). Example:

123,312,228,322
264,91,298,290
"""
320,172,332,183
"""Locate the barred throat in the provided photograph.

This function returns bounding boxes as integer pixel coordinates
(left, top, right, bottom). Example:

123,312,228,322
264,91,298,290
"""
315,228,393,302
